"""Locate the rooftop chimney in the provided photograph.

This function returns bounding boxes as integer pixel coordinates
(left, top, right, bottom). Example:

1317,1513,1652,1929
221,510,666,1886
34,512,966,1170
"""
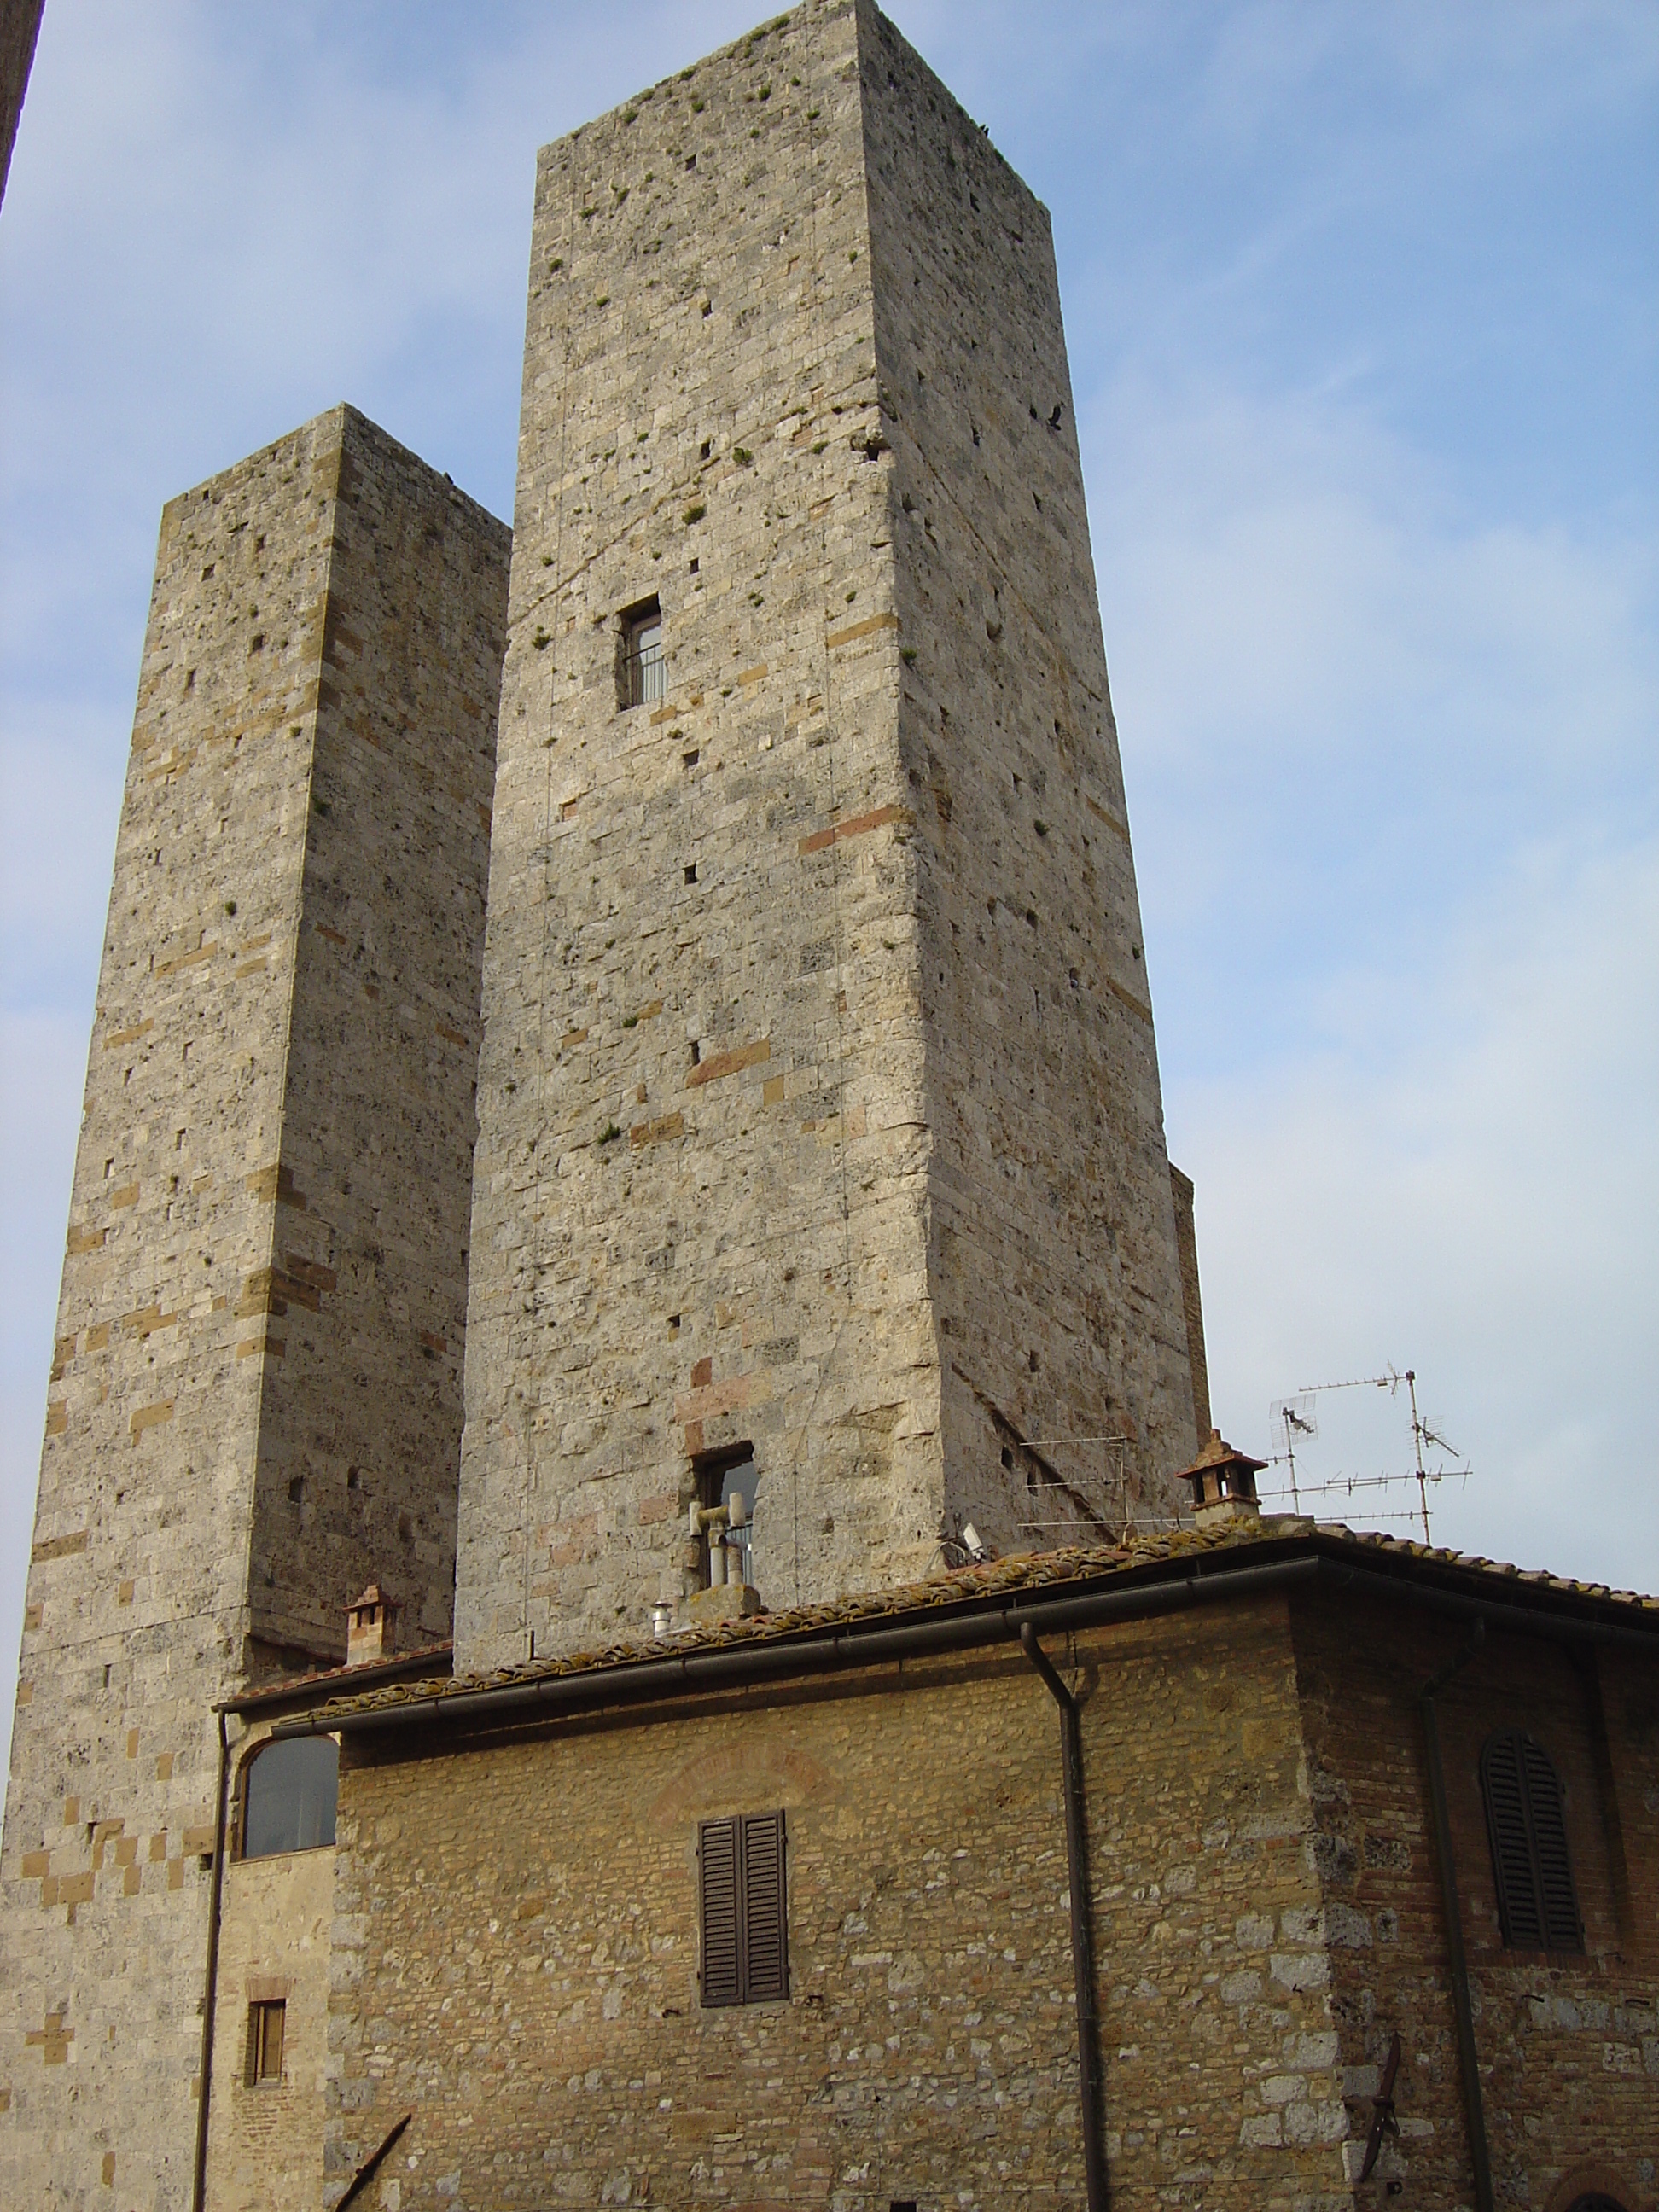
346,1583,398,1668
1178,1430,1266,1528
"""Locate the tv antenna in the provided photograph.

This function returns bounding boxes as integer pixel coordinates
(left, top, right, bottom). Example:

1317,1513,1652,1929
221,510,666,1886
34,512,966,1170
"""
1268,1394,1318,1511
1262,1365,1469,1544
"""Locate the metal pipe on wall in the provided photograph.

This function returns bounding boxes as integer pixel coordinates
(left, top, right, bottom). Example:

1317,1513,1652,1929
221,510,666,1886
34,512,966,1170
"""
1419,1620,1494,2212
190,1709,231,2212
1020,1622,1108,2212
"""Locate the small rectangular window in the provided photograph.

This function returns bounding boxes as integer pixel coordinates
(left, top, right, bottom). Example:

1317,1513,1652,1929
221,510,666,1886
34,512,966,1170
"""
621,598,666,707
693,1444,758,1589
246,1999,285,2085
699,1810,787,2006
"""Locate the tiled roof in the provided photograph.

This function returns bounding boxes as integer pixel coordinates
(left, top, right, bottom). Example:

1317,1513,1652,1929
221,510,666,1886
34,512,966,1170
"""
225,1640,455,1714
291,1514,1659,1728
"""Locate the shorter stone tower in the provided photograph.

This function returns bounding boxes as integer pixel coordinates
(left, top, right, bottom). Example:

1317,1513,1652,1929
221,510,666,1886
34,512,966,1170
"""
0,406,508,2211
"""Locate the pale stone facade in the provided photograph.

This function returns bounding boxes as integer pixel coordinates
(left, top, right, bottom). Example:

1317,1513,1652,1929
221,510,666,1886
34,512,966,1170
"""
453,0,1198,1673
202,1810,335,2212
0,407,507,2209
4,5,1210,2202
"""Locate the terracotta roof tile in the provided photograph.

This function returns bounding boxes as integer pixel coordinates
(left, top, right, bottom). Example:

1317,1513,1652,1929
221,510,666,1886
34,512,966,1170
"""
294,1514,1657,1728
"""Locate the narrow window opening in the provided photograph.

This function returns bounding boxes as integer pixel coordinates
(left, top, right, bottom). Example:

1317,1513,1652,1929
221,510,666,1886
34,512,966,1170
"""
690,1039,701,1066
684,862,698,884
246,2000,285,2085
693,1443,759,1589
683,748,700,770
619,597,666,708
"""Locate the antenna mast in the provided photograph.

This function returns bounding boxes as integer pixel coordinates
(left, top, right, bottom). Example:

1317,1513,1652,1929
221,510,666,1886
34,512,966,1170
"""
1260,1365,1468,1542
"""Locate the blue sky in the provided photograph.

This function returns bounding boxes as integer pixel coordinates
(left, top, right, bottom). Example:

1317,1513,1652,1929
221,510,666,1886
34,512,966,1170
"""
2,1,1655,1755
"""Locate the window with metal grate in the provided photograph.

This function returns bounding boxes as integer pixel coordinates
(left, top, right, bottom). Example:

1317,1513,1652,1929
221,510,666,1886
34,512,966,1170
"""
699,1810,788,2006
620,598,666,707
1480,1728,1582,1952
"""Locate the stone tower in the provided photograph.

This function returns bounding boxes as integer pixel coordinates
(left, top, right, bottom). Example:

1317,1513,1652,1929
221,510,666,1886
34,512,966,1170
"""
0,407,508,2209
454,0,1201,1670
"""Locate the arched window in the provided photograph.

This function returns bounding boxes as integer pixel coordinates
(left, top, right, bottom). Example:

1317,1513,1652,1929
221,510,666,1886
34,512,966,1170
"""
242,1736,338,1858
1479,1729,1581,1952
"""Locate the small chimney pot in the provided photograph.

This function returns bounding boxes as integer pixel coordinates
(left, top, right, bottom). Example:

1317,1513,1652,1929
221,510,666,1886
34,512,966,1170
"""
1177,1430,1267,1528
346,1582,399,1667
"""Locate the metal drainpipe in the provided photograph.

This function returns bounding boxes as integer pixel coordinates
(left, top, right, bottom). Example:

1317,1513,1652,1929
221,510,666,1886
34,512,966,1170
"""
191,1708,231,2212
1020,1622,1108,2212
1419,1619,1493,2212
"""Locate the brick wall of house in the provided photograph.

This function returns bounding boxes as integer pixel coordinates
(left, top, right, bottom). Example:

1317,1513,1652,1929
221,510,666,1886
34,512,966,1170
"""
1293,1587,1658,2206
324,1592,1359,2209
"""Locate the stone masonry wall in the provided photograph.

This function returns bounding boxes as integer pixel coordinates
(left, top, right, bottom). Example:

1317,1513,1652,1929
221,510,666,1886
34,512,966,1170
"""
0,406,506,2211
455,0,935,1667
1293,1589,1657,2206
0,0,44,205
859,3,1199,1549
246,413,509,1656
1167,1166,1211,1441
325,1592,1353,2210
201,1812,335,2212
454,0,1195,1670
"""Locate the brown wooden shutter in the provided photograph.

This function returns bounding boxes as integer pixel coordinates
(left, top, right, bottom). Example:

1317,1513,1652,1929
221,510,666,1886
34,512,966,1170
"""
741,1809,788,2002
1521,1735,1582,1951
1481,1729,1582,1953
699,1811,787,2005
700,1817,742,2006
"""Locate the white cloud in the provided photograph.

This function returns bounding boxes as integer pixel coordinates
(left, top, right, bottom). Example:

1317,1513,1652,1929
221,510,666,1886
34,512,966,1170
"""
1179,830,1658,1586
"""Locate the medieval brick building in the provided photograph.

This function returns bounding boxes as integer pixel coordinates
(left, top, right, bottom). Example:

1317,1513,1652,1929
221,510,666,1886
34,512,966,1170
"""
3,7,1655,2210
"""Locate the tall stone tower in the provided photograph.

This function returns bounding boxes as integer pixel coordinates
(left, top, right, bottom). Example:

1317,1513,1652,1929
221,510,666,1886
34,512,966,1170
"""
455,0,1201,1670
0,407,508,2209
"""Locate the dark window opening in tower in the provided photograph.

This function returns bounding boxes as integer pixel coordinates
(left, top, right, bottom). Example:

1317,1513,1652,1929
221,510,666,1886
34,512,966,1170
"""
620,597,666,707
694,1443,760,1590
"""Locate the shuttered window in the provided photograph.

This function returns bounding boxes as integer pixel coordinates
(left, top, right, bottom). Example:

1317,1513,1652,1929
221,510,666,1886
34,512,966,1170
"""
244,1999,285,2085
699,1811,788,2006
1480,1729,1582,1953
